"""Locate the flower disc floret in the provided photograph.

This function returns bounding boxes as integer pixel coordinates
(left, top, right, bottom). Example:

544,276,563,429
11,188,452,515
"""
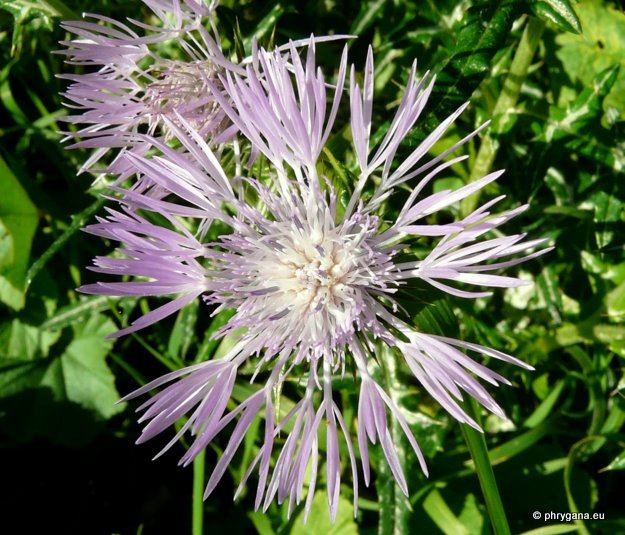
205,187,397,360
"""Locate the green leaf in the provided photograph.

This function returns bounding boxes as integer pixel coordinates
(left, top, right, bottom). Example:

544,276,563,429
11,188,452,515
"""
607,279,625,320
556,1,625,120
349,0,386,36
458,493,487,535
545,65,619,141
541,65,624,173
0,60,29,125
413,1,520,140
422,489,471,535
0,153,38,310
0,0,76,19
486,418,555,465
524,380,567,428
589,188,624,250
544,167,573,206
409,294,460,339
535,264,564,323
0,0,60,56
289,492,358,535
601,395,625,435
0,317,60,360
529,0,581,34
564,440,599,535
232,18,246,64
248,3,286,46
247,511,276,535
196,308,235,362
518,526,579,535
601,450,625,472
0,313,123,444
593,324,625,345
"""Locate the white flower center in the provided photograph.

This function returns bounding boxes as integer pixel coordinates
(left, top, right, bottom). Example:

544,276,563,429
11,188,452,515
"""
285,239,350,307
211,196,398,357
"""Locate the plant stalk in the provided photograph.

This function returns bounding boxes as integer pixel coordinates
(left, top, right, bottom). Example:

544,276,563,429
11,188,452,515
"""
376,346,411,535
461,398,511,535
192,449,206,535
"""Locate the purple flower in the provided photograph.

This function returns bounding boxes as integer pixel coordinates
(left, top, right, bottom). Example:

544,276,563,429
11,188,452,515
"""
58,0,236,173
80,41,551,520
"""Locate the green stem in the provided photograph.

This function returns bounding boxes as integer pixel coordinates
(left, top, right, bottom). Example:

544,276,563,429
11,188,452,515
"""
460,17,545,217
461,398,510,535
376,346,411,535
25,196,106,289
192,449,206,535
564,439,593,535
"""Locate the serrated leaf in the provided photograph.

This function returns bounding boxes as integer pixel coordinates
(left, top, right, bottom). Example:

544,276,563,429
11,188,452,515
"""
529,0,581,34
542,65,625,172
545,65,619,142
411,1,519,141
399,404,447,458
0,154,38,310
412,295,460,339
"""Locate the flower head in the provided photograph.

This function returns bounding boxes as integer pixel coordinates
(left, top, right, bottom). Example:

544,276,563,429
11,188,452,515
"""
79,40,551,520
58,0,238,173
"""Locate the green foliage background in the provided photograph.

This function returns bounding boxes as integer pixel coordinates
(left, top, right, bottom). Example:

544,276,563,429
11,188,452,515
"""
0,0,624,533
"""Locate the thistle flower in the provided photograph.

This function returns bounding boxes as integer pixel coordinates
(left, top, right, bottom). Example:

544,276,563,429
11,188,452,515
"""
57,0,238,174
80,41,551,520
